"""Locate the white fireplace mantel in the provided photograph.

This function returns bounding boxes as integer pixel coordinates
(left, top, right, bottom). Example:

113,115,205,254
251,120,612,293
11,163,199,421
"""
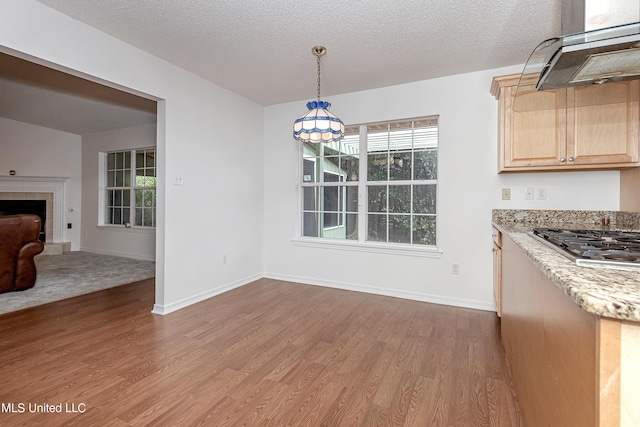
0,176,69,242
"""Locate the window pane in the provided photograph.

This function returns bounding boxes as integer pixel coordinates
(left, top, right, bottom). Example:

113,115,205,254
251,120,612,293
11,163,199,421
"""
323,186,339,213
136,152,144,168
123,190,130,207
302,159,316,183
144,189,155,207
389,185,410,213
303,187,317,211
303,142,321,158
414,150,437,180
341,132,360,156
321,157,340,175
114,189,122,206
114,208,121,224
146,151,155,168
323,144,340,157
143,208,153,227
413,124,438,150
389,152,412,181
124,152,131,168
116,152,123,169
345,213,358,240
413,185,437,214
389,215,411,243
124,170,131,187
133,207,140,226
345,186,358,213
367,129,389,152
135,189,143,207
123,208,130,224
367,186,387,213
341,156,359,182
107,171,115,187
115,170,124,187
367,154,388,181
303,212,318,237
107,153,115,169
323,212,339,228
367,214,387,242
323,171,340,183
413,215,436,245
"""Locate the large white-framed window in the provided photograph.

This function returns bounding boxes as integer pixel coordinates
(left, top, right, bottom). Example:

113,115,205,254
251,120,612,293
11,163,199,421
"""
101,147,156,228
299,117,438,249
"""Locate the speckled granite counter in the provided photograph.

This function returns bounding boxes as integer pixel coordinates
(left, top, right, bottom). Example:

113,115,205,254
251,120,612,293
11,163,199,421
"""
492,209,640,322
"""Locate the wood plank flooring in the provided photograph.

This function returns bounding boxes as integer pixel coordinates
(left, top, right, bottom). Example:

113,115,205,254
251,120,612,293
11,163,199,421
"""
0,278,522,426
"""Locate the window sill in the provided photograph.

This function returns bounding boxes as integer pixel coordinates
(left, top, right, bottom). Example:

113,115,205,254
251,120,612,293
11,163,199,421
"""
291,238,443,258
97,225,156,234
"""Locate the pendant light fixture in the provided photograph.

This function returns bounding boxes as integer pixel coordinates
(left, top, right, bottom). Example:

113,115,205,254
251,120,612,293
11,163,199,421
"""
293,46,345,144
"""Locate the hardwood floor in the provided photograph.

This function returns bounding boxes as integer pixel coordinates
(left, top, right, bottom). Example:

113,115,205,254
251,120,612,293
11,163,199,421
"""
0,278,522,426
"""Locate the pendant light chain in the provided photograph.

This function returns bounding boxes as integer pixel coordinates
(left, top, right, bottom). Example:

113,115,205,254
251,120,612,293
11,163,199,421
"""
316,53,321,102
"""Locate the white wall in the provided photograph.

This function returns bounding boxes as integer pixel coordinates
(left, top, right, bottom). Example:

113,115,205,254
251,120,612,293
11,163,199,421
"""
0,0,264,313
0,116,82,249
263,65,620,311
81,124,156,261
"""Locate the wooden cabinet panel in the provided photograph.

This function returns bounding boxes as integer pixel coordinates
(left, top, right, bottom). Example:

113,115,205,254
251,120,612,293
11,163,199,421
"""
505,83,566,168
569,81,640,165
501,236,596,427
491,74,640,172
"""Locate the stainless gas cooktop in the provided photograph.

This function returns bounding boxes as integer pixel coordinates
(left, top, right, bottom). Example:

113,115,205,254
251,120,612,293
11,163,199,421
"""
529,228,640,270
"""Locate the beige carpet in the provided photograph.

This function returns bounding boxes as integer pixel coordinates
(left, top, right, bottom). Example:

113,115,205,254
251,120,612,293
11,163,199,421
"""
0,251,155,315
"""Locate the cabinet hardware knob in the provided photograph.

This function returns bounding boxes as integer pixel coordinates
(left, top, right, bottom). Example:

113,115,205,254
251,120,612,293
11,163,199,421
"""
568,157,574,162
560,157,566,162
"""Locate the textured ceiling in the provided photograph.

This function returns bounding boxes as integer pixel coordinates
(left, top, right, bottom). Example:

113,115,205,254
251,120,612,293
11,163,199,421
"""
2,1,562,135
35,0,561,106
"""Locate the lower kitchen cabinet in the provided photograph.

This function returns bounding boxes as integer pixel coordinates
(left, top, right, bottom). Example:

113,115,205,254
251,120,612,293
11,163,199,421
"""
501,235,639,427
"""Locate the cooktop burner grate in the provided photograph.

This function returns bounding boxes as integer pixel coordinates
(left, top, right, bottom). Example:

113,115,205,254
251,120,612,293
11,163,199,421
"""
530,228,640,269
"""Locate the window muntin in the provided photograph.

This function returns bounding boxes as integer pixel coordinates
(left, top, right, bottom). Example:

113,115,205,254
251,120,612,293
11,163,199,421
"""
300,117,438,247
104,148,156,227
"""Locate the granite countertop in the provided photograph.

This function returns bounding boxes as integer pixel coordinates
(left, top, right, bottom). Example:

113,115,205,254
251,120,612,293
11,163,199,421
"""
492,209,640,322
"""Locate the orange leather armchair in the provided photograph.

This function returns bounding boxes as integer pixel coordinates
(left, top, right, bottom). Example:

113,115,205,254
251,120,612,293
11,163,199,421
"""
0,214,45,293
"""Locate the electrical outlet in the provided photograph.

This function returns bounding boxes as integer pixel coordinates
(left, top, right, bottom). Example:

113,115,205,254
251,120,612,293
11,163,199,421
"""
174,175,184,186
536,187,547,200
501,188,511,200
222,254,227,265
525,187,534,200
451,263,460,275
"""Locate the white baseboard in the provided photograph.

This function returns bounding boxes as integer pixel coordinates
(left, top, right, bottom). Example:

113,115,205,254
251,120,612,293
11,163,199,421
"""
151,273,262,316
79,246,155,262
263,272,497,312
152,272,495,316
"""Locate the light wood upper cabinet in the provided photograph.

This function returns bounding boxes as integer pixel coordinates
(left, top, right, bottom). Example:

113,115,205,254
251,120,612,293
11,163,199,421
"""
491,74,640,172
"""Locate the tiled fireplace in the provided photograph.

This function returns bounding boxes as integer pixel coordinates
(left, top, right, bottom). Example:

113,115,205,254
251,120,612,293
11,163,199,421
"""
0,176,69,254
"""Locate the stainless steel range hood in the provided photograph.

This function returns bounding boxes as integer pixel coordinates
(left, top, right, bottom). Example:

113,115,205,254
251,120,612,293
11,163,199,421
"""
514,0,640,112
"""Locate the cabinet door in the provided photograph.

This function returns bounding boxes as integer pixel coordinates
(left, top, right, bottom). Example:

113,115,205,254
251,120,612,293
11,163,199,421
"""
567,80,640,166
502,84,567,169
